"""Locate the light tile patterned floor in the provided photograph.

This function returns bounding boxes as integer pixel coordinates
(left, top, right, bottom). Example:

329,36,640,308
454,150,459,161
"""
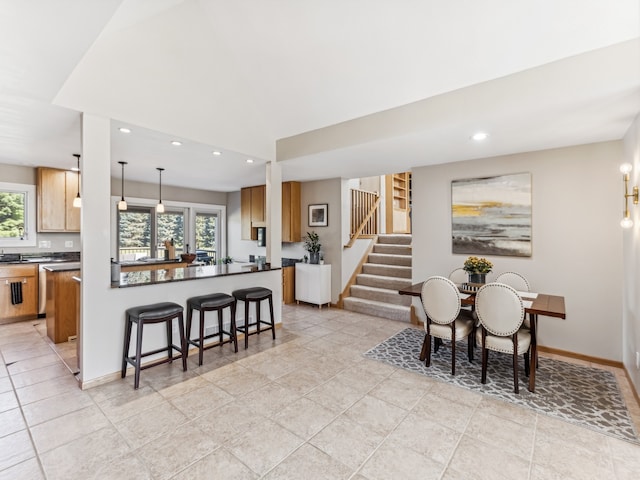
0,305,639,479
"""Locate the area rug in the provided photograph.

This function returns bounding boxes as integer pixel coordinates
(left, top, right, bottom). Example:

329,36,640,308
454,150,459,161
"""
364,328,639,444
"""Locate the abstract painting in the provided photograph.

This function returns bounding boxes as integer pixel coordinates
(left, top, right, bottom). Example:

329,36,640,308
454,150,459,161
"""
451,173,531,257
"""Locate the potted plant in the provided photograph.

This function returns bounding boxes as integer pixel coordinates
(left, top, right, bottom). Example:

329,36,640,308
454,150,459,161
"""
304,231,321,264
463,256,493,284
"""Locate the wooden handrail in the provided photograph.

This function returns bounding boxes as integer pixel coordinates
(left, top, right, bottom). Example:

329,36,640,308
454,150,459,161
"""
345,194,380,248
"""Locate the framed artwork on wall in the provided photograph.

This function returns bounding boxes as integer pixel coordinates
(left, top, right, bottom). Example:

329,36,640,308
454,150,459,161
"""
308,203,328,227
451,172,532,257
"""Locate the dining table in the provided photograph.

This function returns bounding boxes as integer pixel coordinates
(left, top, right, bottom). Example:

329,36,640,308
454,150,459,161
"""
399,282,566,392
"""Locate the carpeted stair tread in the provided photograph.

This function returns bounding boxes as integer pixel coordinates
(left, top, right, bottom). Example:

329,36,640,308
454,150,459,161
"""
343,297,411,322
362,263,412,278
349,284,412,306
377,234,412,245
368,252,412,266
373,244,412,255
356,274,412,290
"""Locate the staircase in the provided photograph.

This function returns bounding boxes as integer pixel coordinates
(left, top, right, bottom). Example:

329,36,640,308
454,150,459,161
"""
343,234,412,322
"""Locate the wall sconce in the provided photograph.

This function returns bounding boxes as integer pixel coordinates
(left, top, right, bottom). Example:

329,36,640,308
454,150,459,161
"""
156,167,165,213
118,161,128,211
620,163,638,228
72,153,81,208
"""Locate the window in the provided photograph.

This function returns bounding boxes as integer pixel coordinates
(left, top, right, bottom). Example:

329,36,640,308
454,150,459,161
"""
195,212,217,264
112,197,225,263
0,182,36,247
117,207,186,261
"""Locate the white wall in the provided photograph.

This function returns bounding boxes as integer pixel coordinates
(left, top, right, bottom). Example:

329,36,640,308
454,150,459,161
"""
622,114,640,392
412,141,623,361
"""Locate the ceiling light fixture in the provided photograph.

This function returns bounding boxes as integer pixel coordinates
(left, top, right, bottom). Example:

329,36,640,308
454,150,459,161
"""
246,159,254,164
171,141,182,146
119,127,131,134
212,151,221,156
72,154,81,208
118,161,128,211
156,167,165,213
472,132,489,141
620,163,638,228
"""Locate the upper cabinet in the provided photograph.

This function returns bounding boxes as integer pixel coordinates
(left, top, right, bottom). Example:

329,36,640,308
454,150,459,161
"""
37,167,80,232
240,181,301,242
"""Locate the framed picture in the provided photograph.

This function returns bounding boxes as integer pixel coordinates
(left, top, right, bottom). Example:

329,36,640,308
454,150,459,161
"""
308,203,328,227
451,172,532,257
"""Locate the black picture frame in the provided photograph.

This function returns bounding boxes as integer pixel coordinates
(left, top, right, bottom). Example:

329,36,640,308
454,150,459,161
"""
308,203,328,227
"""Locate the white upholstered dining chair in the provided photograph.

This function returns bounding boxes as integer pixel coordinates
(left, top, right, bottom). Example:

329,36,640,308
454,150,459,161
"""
448,268,468,285
420,276,474,375
495,271,530,292
474,282,531,394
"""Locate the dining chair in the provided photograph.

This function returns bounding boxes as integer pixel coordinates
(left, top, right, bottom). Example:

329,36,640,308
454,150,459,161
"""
420,276,475,375
448,268,468,285
495,271,530,292
475,282,531,393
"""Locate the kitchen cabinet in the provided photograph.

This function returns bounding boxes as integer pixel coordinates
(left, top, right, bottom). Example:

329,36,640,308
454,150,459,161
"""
282,266,295,304
37,167,80,232
282,181,301,242
241,182,301,242
295,263,331,308
0,264,38,322
46,268,80,343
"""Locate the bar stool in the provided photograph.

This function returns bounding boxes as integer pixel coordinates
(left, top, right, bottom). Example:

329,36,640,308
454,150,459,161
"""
186,293,238,366
232,287,275,349
121,302,187,389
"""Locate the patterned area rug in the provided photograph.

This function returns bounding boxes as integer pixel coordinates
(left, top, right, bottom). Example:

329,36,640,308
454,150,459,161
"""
364,328,639,444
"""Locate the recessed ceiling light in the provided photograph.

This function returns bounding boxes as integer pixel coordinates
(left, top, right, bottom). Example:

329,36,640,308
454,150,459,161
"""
246,159,254,163
171,141,182,146
471,132,489,141
119,127,131,134
212,151,221,156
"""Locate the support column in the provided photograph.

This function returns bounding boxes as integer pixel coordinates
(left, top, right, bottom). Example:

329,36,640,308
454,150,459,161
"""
266,161,282,267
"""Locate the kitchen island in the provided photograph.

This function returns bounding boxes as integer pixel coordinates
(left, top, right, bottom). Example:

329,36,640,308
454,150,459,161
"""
79,261,282,389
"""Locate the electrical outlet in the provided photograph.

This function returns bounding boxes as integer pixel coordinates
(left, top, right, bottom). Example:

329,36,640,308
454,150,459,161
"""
38,240,51,248
65,241,73,248
636,352,640,370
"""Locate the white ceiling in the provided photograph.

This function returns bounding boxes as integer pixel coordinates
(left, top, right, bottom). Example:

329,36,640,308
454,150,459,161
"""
0,0,639,191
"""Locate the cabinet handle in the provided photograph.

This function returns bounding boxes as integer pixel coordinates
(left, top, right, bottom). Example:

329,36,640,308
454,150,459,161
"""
4,278,27,285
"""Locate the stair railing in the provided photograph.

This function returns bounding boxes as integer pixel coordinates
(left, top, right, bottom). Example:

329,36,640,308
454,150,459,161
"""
345,189,380,248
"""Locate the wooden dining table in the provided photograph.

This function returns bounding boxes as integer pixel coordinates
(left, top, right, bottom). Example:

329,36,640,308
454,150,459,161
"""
399,282,566,392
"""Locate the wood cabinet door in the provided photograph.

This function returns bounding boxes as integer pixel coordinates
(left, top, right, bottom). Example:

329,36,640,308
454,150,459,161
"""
240,187,252,240
0,266,37,321
251,185,265,224
65,171,81,231
282,182,301,242
282,266,295,304
37,168,66,232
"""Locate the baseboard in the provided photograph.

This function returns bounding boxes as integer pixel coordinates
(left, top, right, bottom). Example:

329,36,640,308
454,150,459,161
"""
537,345,623,368
623,366,640,409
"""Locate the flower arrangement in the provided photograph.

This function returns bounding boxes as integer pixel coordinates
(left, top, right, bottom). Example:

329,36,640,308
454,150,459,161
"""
463,256,493,274
303,231,321,254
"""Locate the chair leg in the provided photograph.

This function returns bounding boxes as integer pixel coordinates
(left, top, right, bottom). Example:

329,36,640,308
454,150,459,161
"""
512,334,519,394
524,351,530,377
166,317,173,362
178,313,187,372
198,309,205,366
467,331,474,363
244,300,249,349
424,334,432,367
231,301,238,353
268,295,275,340
218,307,224,346
451,327,456,376
134,322,144,390
122,316,132,378
481,329,488,385
186,305,193,348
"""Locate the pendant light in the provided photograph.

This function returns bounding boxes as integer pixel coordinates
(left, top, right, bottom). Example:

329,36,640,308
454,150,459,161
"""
118,161,128,211
156,167,165,213
72,153,81,208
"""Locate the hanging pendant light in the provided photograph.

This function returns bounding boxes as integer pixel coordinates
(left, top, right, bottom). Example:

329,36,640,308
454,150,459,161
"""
72,153,81,208
156,167,165,213
118,161,128,211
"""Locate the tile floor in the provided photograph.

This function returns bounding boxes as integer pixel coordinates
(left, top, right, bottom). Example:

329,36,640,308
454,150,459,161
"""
0,305,639,479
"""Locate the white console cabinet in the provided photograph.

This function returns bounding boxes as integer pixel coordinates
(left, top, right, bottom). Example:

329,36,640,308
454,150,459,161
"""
295,263,331,308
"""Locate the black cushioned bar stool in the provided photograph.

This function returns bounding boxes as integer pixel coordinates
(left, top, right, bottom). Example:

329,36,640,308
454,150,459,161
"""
232,287,275,349
186,293,238,365
121,302,187,389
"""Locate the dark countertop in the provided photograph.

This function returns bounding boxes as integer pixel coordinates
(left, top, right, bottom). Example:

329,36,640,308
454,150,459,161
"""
114,263,280,288
43,262,81,272
117,258,183,267
0,252,80,264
